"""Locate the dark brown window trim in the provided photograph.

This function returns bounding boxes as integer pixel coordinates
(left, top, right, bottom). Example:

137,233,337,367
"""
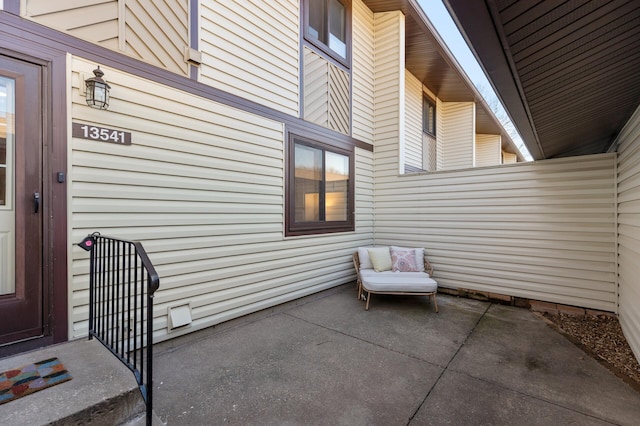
0,12,372,153
189,0,199,80
423,94,436,137
2,0,19,15
285,131,356,237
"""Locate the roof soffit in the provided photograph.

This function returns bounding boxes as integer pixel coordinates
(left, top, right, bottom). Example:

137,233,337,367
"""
444,0,640,160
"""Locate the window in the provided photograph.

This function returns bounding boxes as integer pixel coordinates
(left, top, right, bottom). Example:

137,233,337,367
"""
304,0,350,63
423,95,436,136
287,135,354,236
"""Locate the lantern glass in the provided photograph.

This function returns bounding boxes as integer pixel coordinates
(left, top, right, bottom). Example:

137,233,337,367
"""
85,67,110,110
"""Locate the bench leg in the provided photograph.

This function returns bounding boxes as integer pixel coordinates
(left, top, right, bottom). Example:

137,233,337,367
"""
432,294,439,313
365,292,371,310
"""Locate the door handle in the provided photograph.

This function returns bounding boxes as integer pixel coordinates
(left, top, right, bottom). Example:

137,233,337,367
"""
34,192,40,214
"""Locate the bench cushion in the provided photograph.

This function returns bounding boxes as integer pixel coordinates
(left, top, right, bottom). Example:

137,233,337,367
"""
359,269,437,293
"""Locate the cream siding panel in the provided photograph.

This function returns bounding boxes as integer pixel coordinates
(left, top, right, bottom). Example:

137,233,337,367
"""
303,48,329,127
423,132,438,172
476,134,502,167
373,154,617,311
328,64,350,135
617,105,640,362
503,151,518,164
352,0,375,144
373,11,405,178
199,0,299,116
70,57,374,341
123,0,189,75
404,70,423,171
440,102,474,170
303,48,350,135
22,0,119,45
22,0,189,75
436,97,445,170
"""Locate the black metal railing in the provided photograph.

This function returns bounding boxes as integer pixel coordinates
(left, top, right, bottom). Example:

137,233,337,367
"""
78,232,160,426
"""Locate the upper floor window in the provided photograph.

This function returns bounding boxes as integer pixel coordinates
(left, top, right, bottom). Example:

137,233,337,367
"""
304,0,350,64
423,95,436,136
286,134,354,236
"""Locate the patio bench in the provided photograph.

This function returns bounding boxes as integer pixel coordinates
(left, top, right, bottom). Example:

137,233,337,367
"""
353,246,438,312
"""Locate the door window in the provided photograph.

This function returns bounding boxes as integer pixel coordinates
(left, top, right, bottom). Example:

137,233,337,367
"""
0,76,15,295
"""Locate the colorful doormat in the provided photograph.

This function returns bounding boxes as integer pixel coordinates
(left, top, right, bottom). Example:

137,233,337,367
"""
0,357,72,405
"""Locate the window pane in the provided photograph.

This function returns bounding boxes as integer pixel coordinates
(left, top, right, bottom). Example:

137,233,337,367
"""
0,77,14,209
295,143,323,222
325,151,348,221
0,76,14,295
423,97,436,135
307,0,325,42
329,0,346,58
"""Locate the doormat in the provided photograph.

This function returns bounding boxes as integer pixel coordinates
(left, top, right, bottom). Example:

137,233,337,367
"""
0,357,72,405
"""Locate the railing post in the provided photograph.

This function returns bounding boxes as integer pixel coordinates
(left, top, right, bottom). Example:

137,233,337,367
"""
146,271,154,426
87,236,95,340
78,233,159,426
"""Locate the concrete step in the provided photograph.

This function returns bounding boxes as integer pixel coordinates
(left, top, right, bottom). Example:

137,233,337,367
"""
0,339,151,425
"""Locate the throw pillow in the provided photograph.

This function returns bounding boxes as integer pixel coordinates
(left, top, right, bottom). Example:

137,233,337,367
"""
391,246,425,272
357,247,377,269
368,247,392,272
391,247,419,272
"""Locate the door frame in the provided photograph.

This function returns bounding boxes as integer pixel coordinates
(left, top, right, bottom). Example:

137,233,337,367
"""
0,46,67,357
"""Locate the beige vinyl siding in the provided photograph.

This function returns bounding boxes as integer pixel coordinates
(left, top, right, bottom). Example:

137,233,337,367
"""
503,151,517,164
22,0,189,75
404,70,423,171
436,97,444,170
374,154,617,311
355,148,375,235
199,0,299,116
303,47,350,135
373,11,405,178
440,102,475,170
423,132,437,172
69,57,373,341
122,0,189,74
352,0,375,144
23,0,119,48
476,134,502,167
616,105,640,362
303,48,329,126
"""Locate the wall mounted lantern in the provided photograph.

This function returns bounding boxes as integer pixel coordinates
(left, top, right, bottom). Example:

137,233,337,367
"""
85,67,110,110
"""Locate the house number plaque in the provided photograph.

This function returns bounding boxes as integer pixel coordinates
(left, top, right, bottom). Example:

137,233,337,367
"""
72,122,132,145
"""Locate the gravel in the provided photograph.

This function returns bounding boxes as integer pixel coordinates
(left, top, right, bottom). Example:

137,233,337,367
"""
540,311,640,392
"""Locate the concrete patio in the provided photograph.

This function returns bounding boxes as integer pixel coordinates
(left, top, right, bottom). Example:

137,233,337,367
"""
2,283,639,425
152,285,640,425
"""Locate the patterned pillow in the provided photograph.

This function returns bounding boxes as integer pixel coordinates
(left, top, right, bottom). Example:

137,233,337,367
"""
391,247,419,272
391,246,425,272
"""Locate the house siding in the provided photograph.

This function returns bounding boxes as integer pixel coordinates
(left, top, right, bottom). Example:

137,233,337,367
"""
199,0,299,116
373,11,405,178
374,154,618,311
69,57,373,341
352,0,375,144
503,151,517,164
404,70,423,171
303,47,350,135
440,102,475,170
22,0,189,75
436,97,444,170
476,134,502,167
617,105,640,362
